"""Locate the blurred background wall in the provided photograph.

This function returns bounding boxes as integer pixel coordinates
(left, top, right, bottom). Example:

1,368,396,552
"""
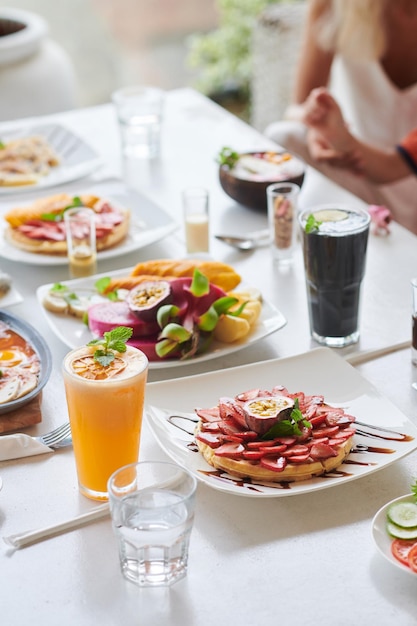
2,0,218,106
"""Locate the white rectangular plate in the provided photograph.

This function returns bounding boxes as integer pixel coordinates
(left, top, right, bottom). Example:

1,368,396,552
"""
0,123,101,195
145,348,417,497
0,180,177,265
36,268,286,370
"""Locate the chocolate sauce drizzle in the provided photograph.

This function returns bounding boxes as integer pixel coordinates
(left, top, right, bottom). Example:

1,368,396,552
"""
165,414,415,492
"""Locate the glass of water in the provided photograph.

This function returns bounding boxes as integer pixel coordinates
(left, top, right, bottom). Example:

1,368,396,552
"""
112,85,164,159
108,461,197,587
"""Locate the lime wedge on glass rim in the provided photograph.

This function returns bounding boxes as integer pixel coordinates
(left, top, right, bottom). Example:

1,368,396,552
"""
312,209,349,223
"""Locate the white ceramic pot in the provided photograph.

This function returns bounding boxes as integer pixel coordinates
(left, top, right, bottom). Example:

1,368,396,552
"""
0,8,77,121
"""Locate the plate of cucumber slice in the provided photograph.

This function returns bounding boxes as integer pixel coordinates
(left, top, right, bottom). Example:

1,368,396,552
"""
372,493,417,575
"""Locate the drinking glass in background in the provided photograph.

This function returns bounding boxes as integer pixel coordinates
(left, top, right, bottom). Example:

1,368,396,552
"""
64,207,97,278
182,187,210,254
266,182,300,265
299,205,370,348
112,85,164,159
411,278,417,366
108,461,197,587
62,345,148,501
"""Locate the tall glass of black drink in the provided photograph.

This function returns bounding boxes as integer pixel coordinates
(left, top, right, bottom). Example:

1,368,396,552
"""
299,205,370,348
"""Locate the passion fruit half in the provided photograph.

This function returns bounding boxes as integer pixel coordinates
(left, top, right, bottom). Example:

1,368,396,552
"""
244,395,294,436
127,280,172,321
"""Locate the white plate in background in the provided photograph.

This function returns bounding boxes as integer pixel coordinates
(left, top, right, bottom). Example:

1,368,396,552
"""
145,348,417,497
0,123,101,195
372,493,417,576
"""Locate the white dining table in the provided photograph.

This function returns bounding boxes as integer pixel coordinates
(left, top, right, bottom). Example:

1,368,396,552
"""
0,88,417,626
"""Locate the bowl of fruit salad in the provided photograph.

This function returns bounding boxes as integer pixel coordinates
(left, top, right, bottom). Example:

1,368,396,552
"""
218,147,305,212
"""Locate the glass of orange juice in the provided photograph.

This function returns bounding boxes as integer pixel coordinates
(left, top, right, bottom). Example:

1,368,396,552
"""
62,327,148,501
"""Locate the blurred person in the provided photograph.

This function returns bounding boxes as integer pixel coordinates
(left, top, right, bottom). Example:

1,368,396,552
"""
264,0,417,226
302,87,417,232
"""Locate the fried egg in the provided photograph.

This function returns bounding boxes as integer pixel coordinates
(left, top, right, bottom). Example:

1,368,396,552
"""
0,348,28,367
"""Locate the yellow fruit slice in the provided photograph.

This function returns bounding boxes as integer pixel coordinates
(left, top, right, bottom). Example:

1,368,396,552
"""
238,300,262,325
213,314,250,343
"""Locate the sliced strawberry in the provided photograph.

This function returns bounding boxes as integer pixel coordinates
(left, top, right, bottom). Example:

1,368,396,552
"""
331,428,356,439
214,442,245,459
217,420,241,435
287,453,311,463
195,432,224,448
309,414,328,428
306,437,329,447
242,450,266,461
247,439,286,449
261,445,288,456
281,444,309,457
229,430,258,442
310,442,338,460
201,422,222,432
274,436,297,446
260,456,287,472
235,388,261,402
195,408,220,422
312,425,340,438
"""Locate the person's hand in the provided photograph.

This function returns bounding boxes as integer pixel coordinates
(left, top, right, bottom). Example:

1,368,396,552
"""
307,128,364,174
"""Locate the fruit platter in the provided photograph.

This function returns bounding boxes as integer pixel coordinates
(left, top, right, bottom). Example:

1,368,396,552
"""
36,258,286,369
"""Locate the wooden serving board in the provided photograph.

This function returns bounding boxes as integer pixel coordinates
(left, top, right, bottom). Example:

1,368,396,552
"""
0,395,42,434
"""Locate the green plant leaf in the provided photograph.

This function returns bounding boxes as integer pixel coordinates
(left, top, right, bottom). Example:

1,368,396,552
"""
95,276,112,294
217,146,240,169
305,214,322,234
87,326,133,365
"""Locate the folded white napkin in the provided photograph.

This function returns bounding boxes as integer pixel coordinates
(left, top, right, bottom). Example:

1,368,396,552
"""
0,434,52,461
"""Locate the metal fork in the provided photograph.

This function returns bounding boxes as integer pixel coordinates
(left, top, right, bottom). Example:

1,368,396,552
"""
34,422,72,449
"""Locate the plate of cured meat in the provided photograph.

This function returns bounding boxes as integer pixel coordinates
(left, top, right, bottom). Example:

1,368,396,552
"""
0,180,177,265
145,348,417,497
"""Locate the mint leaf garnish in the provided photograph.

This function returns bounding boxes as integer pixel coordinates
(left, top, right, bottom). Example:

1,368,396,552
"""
305,214,322,234
87,326,133,366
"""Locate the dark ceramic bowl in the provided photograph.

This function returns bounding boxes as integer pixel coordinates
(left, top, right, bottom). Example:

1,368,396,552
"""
219,151,305,212
0,311,52,415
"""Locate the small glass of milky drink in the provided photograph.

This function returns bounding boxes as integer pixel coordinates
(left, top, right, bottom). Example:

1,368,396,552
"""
62,327,148,501
64,206,97,278
182,186,210,254
108,461,197,587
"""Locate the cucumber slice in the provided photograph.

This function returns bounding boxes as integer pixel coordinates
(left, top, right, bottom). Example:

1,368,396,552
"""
386,521,417,540
387,501,417,528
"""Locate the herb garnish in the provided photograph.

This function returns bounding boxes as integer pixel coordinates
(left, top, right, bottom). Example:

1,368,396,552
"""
305,213,322,234
95,276,119,301
217,146,240,169
41,196,83,221
261,399,312,439
87,326,133,367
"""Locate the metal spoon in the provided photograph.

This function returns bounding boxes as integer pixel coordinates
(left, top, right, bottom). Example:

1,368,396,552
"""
215,229,271,251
